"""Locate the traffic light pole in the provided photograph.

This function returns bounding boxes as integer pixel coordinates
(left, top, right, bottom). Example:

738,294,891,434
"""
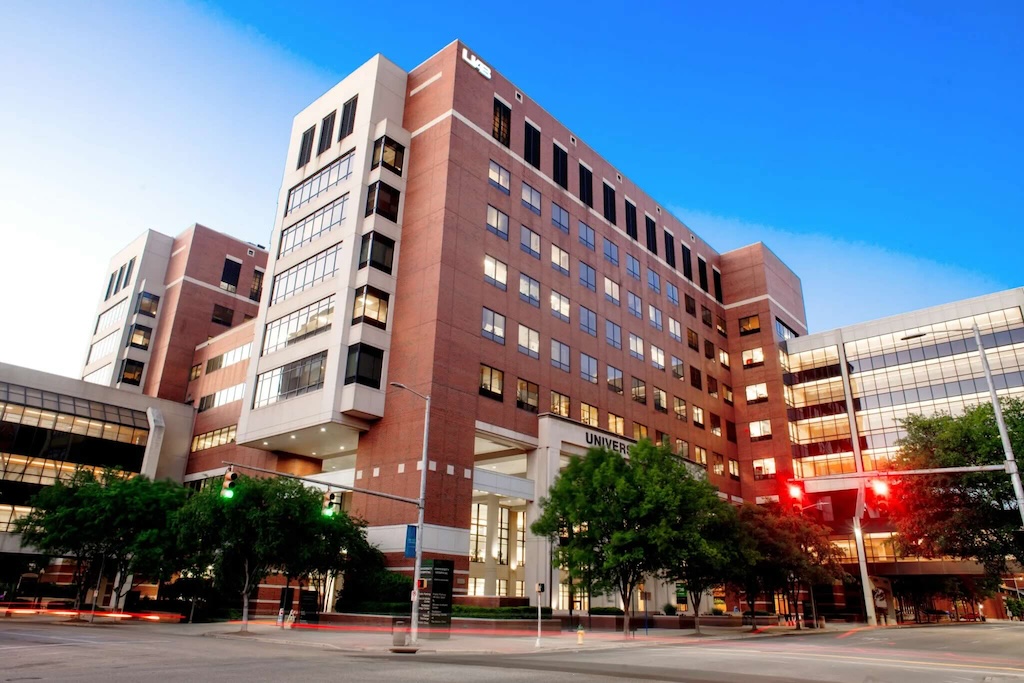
220,461,421,507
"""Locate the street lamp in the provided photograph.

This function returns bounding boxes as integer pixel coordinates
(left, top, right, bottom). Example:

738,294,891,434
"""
390,381,430,645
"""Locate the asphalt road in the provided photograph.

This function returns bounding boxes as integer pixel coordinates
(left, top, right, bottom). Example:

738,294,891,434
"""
2,620,1023,682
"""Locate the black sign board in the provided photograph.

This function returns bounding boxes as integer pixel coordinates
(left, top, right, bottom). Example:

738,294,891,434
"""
417,559,454,639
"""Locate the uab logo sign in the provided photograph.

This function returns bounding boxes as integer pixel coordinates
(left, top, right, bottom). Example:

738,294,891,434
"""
461,48,492,79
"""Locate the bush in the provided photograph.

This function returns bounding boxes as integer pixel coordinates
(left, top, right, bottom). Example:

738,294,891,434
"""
742,610,775,616
339,601,411,615
452,605,552,619
712,608,725,616
588,606,624,615
662,603,677,616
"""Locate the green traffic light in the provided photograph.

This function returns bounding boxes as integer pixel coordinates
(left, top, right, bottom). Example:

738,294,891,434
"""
322,508,334,517
221,489,234,499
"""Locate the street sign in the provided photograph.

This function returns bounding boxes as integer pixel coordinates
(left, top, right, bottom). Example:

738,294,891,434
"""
404,524,416,558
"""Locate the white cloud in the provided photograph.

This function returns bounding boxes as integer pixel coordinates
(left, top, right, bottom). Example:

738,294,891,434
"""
672,207,1006,334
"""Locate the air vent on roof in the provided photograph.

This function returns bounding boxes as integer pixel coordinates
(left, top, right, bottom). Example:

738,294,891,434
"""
616,173,622,182
247,248,255,256
570,135,577,146
515,91,523,102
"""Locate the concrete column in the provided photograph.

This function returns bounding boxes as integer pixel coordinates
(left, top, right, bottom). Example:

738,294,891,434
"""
483,495,498,596
525,446,558,606
509,510,520,571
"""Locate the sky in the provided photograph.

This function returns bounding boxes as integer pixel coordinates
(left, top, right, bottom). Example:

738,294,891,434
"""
0,0,1021,378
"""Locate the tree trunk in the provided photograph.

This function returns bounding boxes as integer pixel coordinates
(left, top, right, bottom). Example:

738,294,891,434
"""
809,582,819,628
240,560,251,633
621,587,631,637
746,591,758,632
692,589,703,636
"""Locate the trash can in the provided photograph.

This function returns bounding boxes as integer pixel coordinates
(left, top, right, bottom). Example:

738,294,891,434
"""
392,617,410,647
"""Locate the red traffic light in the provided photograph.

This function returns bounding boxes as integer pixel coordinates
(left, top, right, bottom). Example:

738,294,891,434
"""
787,483,803,500
416,578,428,590
871,479,890,497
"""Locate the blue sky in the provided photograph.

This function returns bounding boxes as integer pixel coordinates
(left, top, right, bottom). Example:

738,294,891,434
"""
0,0,1020,378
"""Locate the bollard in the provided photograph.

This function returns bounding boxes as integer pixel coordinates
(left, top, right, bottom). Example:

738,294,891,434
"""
277,608,285,629
577,624,584,645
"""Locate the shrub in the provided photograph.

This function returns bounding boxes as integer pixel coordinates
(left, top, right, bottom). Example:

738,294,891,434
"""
588,606,624,615
339,601,411,615
452,605,552,619
662,603,677,616
712,607,725,616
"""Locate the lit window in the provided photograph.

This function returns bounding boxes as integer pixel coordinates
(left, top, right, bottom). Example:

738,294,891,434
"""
742,347,765,367
519,274,540,307
484,255,508,290
745,383,769,403
692,405,705,428
119,359,144,386
729,459,740,480
739,315,761,336
673,397,687,421
351,285,390,329
604,278,620,305
649,305,663,331
488,160,510,193
629,333,644,361
750,419,772,441
550,290,570,322
608,413,624,435
479,365,504,400
719,348,730,368
694,446,707,466
631,377,646,404
551,244,569,276
651,345,665,370
632,422,647,440
482,308,505,344
128,324,152,350
753,457,776,481
581,402,599,427
518,324,540,359
551,391,570,417
516,379,539,412
710,413,722,437
371,135,405,175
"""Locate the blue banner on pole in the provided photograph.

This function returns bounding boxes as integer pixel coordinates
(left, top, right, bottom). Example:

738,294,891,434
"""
404,525,417,558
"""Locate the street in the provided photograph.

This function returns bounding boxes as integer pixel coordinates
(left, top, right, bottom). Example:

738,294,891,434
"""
1,619,1023,682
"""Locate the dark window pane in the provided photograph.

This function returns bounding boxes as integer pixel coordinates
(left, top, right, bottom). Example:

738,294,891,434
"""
212,304,234,327
524,122,541,168
578,164,593,207
220,258,241,293
492,98,511,146
552,144,568,188
345,343,385,389
681,245,693,281
645,216,658,255
317,110,336,155
297,126,314,169
358,232,395,275
338,95,358,141
602,183,616,225
372,135,405,176
624,201,638,240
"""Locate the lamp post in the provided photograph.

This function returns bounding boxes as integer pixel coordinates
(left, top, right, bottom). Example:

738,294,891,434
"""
390,381,430,645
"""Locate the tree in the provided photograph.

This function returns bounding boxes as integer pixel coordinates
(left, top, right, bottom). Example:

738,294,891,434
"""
532,440,711,635
892,399,1024,577
176,474,367,631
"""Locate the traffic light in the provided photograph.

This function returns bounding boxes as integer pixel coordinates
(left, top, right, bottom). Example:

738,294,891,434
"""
221,467,238,498
786,481,804,513
868,479,891,516
322,490,340,516
536,582,545,594
416,578,428,590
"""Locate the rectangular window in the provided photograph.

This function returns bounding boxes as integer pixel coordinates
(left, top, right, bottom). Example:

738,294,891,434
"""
297,125,315,169
579,261,596,291
486,205,509,239
518,324,540,359
489,160,510,194
605,320,622,349
675,439,689,459
707,376,719,398
753,457,777,481
262,296,334,355
687,328,699,351
128,324,152,350
581,403,599,427
603,238,618,265
671,355,684,379
624,201,638,240
775,317,799,340
602,182,616,224
647,269,661,294
343,343,385,390
649,304,663,331
666,282,678,305
479,365,504,400
524,122,541,168
653,387,667,413
729,459,740,481
607,365,623,394
274,243,342,303
356,232,394,275
352,285,390,329
249,269,264,302
119,359,144,386
717,315,728,337
552,288,569,321
668,317,681,342
579,305,597,336
629,333,644,361
484,255,508,290
371,135,405,175
87,331,117,364
521,182,541,215
105,271,117,300
482,307,506,344
719,348,730,368
122,257,135,290
551,390,570,417
685,294,696,317
551,339,570,372
742,347,765,367
339,95,357,141
286,150,355,215
704,339,715,360
692,405,705,428
516,379,539,412
739,315,761,336
317,111,336,156
580,353,598,384
694,446,708,466
644,216,658,255
664,231,676,268
552,143,568,188
681,245,693,280
727,419,737,441
607,413,624,435
197,383,246,412
136,292,159,318
519,273,540,307
520,225,541,258
254,350,329,407
723,385,734,406
189,363,202,381
220,258,241,293
701,306,713,327
578,164,593,207
710,413,722,437
631,376,646,404
673,396,687,421
690,366,702,390
551,244,569,276
750,419,773,441
364,180,401,222
627,292,642,319
212,304,234,327
746,383,769,403
651,345,665,370
626,254,640,280
191,425,237,453
604,277,620,305
492,98,511,146
632,422,647,440
578,221,595,250
713,269,724,304
551,202,569,233
697,257,709,293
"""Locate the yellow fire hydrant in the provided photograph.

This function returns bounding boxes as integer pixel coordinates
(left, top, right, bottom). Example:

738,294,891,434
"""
577,624,585,645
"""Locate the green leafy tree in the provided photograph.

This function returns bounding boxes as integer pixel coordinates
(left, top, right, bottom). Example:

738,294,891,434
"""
892,399,1024,577
532,440,712,635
